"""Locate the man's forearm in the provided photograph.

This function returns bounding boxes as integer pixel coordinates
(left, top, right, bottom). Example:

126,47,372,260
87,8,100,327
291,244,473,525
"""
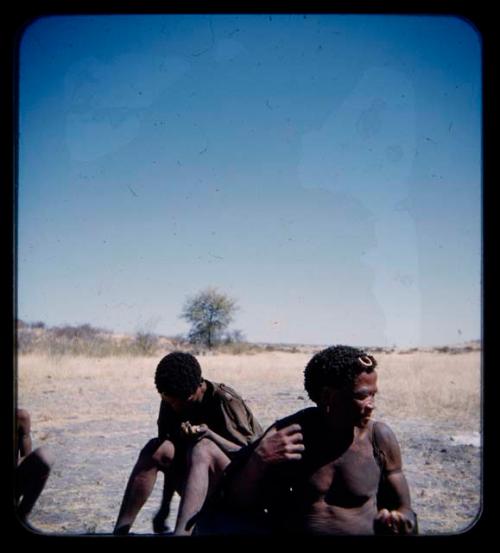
206,431,242,454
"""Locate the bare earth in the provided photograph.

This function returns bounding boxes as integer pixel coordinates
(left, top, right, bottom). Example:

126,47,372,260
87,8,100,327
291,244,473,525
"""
16,350,482,536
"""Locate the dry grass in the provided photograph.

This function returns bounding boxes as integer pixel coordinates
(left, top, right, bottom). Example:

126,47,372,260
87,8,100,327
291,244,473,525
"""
372,351,481,429
17,349,481,433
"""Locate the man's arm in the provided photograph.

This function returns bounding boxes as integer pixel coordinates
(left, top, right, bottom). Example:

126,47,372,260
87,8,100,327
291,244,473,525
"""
223,423,304,509
180,422,243,454
157,400,177,441
373,422,417,534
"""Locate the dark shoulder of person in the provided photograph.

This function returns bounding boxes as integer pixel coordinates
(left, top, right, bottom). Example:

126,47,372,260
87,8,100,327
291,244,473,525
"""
274,407,318,433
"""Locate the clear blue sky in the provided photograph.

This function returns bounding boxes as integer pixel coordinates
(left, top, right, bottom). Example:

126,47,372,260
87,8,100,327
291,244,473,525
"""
17,14,482,348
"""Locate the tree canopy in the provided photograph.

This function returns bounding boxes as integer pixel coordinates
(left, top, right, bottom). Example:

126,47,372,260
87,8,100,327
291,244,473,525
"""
180,287,238,349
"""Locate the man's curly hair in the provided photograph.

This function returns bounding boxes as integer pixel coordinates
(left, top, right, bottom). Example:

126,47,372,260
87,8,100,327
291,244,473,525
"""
154,352,203,399
304,345,377,403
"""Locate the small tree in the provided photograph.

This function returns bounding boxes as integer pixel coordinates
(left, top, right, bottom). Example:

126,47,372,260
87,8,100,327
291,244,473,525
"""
180,287,238,350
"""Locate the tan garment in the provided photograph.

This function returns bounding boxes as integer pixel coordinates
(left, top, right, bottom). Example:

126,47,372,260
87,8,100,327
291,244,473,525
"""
157,380,262,448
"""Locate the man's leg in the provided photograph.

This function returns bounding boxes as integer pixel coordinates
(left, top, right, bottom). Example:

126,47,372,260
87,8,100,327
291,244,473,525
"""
113,438,175,535
152,474,176,533
173,439,231,536
16,446,53,522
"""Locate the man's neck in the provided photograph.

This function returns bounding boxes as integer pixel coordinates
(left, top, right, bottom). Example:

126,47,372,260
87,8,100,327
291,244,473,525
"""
319,407,355,438
197,379,208,401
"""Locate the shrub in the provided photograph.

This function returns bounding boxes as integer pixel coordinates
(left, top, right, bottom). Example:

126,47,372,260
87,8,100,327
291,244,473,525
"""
133,332,159,356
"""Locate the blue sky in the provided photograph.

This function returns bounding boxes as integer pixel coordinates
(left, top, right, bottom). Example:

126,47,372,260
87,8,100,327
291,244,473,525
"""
17,14,482,348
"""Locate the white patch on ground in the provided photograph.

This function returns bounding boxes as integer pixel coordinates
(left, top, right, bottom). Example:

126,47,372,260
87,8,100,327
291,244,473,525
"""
450,432,481,447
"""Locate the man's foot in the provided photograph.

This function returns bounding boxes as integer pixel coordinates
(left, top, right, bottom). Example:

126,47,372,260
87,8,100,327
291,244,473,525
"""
113,523,132,535
152,515,171,534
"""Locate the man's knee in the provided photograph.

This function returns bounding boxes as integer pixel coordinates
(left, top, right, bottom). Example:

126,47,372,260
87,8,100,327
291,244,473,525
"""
33,445,55,474
139,438,162,457
31,446,53,477
190,438,225,467
17,447,52,489
151,440,176,468
17,409,30,427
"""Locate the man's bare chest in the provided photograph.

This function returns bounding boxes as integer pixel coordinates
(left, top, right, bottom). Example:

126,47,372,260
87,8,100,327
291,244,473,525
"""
304,439,381,505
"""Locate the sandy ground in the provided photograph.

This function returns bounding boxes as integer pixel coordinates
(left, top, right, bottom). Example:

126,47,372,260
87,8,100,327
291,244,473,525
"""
16,351,482,536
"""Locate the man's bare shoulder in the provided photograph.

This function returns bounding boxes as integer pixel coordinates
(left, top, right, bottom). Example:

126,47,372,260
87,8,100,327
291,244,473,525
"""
372,420,403,471
373,420,399,442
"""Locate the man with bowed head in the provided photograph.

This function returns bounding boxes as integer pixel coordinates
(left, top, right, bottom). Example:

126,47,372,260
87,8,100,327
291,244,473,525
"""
113,351,262,535
197,344,417,535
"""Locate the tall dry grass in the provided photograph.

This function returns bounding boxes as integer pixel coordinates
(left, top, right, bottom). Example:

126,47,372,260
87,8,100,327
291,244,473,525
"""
373,351,481,429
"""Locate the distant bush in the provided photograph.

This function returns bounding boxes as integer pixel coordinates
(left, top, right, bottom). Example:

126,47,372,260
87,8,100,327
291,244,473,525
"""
369,346,396,354
52,324,102,340
44,324,114,357
17,319,46,330
222,329,246,345
17,328,37,354
399,347,419,355
435,346,451,354
132,332,159,356
16,322,165,358
168,335,191,350
217,341,263,355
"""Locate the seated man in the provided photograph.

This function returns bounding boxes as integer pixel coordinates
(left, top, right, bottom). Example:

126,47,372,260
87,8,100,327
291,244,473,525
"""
196,345,417,535
16,408,53,525
113,351,262,535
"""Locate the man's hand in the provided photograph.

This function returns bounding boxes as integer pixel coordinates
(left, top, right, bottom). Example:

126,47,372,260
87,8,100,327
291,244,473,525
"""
254,423,305,465
180,421,210,441
375,508,416,535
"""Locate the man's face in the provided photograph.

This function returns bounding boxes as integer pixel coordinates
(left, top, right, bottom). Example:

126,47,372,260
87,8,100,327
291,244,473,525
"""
350,370,378,427
324,370,378,428
160,387,202,414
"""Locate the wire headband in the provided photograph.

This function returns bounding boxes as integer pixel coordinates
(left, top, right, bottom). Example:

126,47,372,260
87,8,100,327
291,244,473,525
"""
358,355,373,367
